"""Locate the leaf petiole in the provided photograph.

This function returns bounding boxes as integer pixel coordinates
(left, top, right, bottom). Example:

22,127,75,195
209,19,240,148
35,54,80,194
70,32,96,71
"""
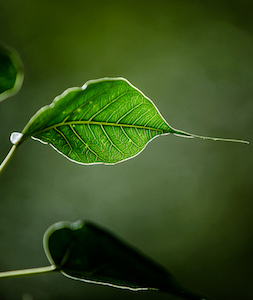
0,144,19,175
0,265,57,279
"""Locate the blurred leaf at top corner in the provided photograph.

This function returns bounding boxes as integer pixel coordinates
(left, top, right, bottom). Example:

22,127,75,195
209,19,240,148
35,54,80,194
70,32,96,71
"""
0,42,24,102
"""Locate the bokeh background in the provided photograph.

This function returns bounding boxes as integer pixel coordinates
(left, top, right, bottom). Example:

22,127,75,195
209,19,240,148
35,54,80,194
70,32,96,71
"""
0,0,252,299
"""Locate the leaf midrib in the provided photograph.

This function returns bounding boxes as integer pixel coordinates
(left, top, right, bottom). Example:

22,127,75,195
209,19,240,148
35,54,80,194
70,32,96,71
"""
32,120,169,137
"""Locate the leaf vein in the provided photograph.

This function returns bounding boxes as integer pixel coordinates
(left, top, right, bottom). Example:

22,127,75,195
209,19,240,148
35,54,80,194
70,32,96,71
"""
100,125,124,156
54,128,73,157
120,126,140,148
89,91,130,122
63,87,113,123
116,102,143,124
143,114,157,127
68,125,101,161
132,109,151,125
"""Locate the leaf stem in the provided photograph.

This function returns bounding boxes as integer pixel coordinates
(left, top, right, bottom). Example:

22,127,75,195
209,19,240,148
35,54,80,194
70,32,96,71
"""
0,265,57,279
0,144,18,175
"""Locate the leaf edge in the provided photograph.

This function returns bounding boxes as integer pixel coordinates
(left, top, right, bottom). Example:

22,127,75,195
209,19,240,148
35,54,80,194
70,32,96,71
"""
21,77,174,165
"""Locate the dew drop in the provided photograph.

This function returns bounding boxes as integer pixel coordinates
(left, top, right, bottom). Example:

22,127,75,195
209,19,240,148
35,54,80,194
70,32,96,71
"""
10,132,23,145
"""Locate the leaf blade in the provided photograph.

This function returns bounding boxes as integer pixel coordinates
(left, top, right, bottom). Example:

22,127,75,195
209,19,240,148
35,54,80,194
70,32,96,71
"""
18,77,248,165
21,78,177,164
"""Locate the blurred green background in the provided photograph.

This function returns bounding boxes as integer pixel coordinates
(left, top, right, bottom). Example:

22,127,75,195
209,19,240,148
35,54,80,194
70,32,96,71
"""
0,0,252,299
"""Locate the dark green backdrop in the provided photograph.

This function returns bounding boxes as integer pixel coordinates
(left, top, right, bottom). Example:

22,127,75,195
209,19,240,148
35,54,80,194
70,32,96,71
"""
0,1,252,299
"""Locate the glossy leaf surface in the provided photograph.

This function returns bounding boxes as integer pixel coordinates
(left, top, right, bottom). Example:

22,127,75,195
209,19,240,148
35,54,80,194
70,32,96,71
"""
20,78,183,164
44,220,208,300
17,78,248,164
0,43,23,102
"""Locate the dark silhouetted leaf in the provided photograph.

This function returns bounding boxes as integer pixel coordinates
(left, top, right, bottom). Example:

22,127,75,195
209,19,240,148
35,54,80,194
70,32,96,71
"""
44,220,208,300
13,78,247,163
0,43,23,102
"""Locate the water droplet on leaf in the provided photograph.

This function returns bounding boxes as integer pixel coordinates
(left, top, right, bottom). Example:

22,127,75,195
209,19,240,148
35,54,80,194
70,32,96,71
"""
10,132,23,145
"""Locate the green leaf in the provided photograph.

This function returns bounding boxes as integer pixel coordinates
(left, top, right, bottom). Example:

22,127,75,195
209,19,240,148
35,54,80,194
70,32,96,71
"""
44,220,208,300
14,78,248,164
0,43,24,102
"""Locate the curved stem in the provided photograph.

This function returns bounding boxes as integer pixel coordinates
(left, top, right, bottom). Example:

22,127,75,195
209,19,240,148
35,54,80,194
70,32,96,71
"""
0,144,18,175
0,265,57,279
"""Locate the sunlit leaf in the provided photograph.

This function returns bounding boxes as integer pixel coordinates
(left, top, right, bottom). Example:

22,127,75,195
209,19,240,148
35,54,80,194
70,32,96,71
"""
14,78,248,163
0,43,24,102
44,220,208,300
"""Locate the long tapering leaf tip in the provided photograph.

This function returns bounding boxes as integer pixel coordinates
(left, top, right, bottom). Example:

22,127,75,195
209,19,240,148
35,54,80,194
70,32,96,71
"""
173,129,249,145
10,132,23,145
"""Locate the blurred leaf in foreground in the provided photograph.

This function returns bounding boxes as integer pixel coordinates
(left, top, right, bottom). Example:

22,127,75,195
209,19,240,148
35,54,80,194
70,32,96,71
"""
44,220,209,300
